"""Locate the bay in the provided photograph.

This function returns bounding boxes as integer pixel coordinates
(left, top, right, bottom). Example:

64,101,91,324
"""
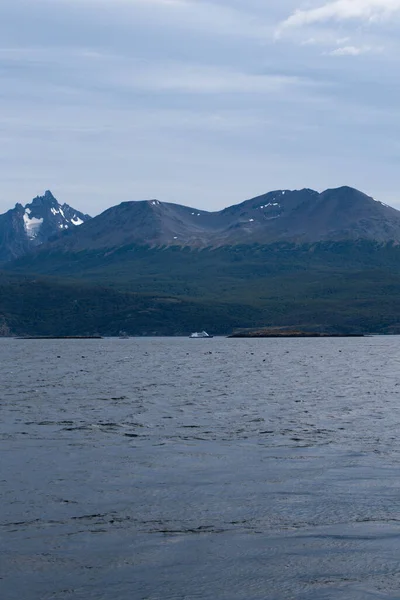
1,336,400,599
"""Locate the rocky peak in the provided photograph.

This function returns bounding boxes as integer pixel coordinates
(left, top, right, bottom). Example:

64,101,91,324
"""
30,190,58,207
0,191,91,263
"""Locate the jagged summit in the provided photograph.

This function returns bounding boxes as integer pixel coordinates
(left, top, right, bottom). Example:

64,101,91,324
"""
0,191,91,262
31,190,58,206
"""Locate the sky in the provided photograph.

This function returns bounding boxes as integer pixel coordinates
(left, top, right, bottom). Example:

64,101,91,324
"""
1,0,400,215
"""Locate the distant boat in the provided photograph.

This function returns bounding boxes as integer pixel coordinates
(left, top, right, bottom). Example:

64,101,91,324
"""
190,331,213,338
119,331,130,339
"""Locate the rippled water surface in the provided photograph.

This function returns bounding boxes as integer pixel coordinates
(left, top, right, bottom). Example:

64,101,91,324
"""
2,336,400,599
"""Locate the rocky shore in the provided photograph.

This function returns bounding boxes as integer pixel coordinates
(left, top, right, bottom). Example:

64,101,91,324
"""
228,329,364,338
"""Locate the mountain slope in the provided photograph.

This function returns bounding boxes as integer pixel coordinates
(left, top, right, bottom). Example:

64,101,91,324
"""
0,190,91,262
218,187,400,244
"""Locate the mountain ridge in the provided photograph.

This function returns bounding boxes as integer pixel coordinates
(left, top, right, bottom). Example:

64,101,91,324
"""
2,185,400,264
30,185,400,253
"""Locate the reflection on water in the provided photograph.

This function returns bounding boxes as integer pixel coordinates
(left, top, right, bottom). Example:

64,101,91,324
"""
2,336,400,599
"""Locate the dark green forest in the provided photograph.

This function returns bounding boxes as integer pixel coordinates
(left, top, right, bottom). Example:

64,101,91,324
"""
2,240,400,336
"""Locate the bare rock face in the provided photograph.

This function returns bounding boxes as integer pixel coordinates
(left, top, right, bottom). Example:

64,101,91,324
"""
0,191,91,262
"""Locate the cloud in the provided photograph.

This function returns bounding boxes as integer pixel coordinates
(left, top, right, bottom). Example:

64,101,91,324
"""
2,0,400,215
301,37,320,45
279,0,400,30
300,34,351,47
336,37,351,45
329,45,371,55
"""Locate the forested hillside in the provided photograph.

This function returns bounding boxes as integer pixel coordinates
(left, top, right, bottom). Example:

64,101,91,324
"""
3,241,400,336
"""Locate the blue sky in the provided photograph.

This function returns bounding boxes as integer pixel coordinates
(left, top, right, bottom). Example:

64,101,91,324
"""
1,0,400,215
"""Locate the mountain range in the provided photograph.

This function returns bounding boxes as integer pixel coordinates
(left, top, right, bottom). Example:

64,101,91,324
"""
1,186,400,262
3,185,400,337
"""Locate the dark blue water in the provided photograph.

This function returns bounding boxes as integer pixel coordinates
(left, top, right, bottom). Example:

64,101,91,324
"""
2,336,400,599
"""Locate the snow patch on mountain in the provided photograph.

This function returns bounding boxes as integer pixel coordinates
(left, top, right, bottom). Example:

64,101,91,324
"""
23,213,43,239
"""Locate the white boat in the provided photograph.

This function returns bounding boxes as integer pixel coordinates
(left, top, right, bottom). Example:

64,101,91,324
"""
190,331,213,338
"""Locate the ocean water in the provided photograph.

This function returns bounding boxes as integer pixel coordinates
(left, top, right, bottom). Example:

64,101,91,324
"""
2,336,400,599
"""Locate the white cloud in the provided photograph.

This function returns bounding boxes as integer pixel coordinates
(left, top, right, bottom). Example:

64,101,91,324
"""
300,34,351,47
280,0,400,30
329,45,370,55
301,37,320,45
336,37,350,45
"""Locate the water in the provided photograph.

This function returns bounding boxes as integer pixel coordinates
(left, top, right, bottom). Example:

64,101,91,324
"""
2,336,400,599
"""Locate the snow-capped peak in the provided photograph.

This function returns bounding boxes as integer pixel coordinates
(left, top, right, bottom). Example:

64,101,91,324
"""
0,191,92,262
19,192,90,243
